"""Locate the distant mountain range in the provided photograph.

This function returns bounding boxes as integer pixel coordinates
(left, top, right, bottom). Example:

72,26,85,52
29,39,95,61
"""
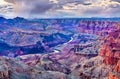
1,17,120,21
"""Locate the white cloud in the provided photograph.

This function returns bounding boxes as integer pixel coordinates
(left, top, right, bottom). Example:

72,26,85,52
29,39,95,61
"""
0,0,120,18
56,0,120,17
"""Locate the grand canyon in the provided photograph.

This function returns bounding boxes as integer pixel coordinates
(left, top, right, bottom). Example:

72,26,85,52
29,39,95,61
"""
0,17,120,79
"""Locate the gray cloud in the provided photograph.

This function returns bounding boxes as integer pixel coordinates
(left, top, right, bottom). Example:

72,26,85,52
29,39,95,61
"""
83,8,102,14
57,0,92,5
109,3,120,8
112,0,120,3
0,5,13,13
4,0,55,14
30,4,53,14
4,0,15,4
2,0,120,18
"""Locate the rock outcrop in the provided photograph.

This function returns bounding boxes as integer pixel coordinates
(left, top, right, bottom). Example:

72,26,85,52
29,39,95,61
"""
99,23,120,79
0,56,73,79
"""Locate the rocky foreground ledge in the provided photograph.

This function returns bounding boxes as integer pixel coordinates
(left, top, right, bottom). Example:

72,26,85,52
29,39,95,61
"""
0,53,110,79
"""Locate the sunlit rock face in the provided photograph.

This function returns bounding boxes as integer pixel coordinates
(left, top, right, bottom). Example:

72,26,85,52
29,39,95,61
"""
99,23,120,79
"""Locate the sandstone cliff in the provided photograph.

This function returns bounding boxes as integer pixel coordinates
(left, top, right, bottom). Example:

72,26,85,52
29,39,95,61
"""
99,23,120,79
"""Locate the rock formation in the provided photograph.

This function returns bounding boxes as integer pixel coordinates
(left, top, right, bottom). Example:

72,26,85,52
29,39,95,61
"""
99,23,120,79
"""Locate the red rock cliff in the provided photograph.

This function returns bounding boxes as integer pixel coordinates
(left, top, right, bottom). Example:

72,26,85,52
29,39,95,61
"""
99,23,120,79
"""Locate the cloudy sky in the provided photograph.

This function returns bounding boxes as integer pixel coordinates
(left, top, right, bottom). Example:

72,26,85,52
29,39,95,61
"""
0,0,120,18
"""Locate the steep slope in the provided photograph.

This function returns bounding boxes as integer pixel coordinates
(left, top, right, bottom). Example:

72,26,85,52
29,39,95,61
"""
99,23,120,79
